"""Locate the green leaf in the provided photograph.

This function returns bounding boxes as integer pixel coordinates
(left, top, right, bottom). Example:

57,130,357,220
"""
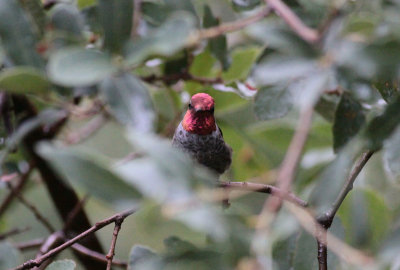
222,46,261,82
373,79,400,104
333,93,366,152
19,0,46,37
100,73,155,132
309,138,364,214
142,2,168,26
232,0,261,11
380,226,400,268
0,0,43,68
364,96,400,150
0,67,50,94
253,85,293,120
116,131,227,239
98,0,133,53
37,143,142,210
47,48,116,87
383,127,400,180
50,4,84,39
47,259,76,270
0,241,20,269
203,5,230,70
125,12,196,66
337,188,390,250
128,245,162,270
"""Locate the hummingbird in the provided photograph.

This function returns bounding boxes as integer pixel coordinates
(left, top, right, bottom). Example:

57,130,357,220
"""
172,93,232,175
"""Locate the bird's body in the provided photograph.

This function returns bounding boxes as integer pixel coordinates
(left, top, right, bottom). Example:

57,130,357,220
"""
172,93,232,175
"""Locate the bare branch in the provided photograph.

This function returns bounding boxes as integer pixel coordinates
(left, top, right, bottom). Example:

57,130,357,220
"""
316,150,374,270
0,227,30,240
6,182,55,233
218,181,307,207
263,0,319,43
12,208,137,270
187,7,271,46
64,114,107,145
106,218,124,270
0,164,34,218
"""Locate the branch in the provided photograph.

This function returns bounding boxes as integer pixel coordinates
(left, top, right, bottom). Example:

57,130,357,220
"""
0,227,30,240
217,181,307,207
141,72,223,85
257,107,313,229
0,164,34,218
6,182,55,233
14,239,128,268
186,7,271,46
263,0,319,43
106,218,124,270
64,114,107,145
316,150,374,270
12,208,137,270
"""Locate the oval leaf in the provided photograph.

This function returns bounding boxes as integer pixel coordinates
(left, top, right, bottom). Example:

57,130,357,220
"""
0,0,43,67
47,48,116,87
0,67,50,94
37,143,142,210
47,260,76,270
100,73,155,133
98,0,133,53
333,93,366,153
125,12,195,66
0,241,20,269
254,85,293,120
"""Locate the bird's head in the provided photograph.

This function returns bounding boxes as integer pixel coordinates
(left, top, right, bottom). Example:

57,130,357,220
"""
182,93,216,135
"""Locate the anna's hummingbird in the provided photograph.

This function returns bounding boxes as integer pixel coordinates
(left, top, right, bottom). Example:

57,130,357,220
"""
172,93,232,175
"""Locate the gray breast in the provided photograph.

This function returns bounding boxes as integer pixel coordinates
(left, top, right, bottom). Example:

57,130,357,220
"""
172,123,232,174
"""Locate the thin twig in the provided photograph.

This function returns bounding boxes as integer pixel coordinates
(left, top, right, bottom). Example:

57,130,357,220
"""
256,107,314,230
131,0,142,39
14,239,127,268
0,164,34,218
217,181,307,207
64,114,107,145
316,150,374,270
0,227,30,240
12,208,137,270
106,218,124,270
263,0,319,43
6,182,55,233
141,72,223,85
187,7,271,46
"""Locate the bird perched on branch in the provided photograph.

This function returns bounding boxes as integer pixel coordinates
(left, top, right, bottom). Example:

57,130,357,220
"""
172,93,232,175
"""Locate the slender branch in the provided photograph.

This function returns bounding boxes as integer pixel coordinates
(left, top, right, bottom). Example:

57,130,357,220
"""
6,182,55,233
12,208,137,270
316,150,374,270
257,107,314,229
141,72,223,85
106,218,124,270
64,114,107,145
14,239,128,268
217,181,307,207
263,0,319,43
0,227,30,240
187,7,271,46
0,164,34,218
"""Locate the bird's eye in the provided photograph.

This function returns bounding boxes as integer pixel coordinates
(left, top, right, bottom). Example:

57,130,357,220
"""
188,103,193,109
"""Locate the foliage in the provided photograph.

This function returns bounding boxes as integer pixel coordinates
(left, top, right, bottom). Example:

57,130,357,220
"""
0,0,400,269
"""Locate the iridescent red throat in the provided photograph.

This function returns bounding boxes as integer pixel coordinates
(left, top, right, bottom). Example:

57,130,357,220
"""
182,110,216,135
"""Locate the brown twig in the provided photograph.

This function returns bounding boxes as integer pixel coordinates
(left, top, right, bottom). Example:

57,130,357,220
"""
106,218,124,270
217,181,307,207
12,208,137,270
187,7,271,46
0,227,30,240
263,0,319,43
14,239,127,268
141,72,223,85
131,0,142,39
316,150,374,270
64,114,108,145
0,164,34,218
6,182,55,233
